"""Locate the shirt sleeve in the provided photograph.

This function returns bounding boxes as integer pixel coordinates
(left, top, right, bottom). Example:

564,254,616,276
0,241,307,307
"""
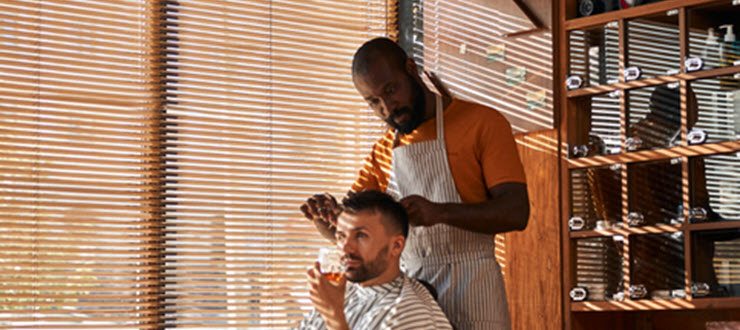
350,150,381,193
350,132,394,193
477,110,527,189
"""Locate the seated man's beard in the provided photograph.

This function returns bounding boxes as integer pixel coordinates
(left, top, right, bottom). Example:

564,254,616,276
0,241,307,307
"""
385,79,426,135
343,245,389,283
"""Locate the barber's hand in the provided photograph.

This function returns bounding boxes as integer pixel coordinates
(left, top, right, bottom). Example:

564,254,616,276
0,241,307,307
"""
300,193,341,225
307,262,348,330
400,195,442,227
300,193,344,241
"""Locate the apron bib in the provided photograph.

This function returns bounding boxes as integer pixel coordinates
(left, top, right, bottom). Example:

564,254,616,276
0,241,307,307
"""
388,94,511,330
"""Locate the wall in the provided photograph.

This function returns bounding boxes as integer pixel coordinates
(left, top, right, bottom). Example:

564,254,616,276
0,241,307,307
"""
504,129,562,330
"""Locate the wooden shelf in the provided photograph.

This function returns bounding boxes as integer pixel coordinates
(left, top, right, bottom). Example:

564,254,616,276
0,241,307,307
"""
570,224,682,238
572,297,740,311
566,140,740,169
565,0,718,31
566,65,740,99
570,222,740,238
687,221,740,232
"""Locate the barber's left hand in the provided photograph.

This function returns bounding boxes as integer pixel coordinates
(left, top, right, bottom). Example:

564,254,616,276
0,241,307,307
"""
400,195,442,226
307,262,347,328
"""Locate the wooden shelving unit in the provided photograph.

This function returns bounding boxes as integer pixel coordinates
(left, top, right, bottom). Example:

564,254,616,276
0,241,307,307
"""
557,0,740,328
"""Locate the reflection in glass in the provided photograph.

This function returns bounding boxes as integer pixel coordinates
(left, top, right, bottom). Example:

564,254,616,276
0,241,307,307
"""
627,17,681,80
630,233,685,299
691,153,740,222
571,165,622,231
569,23,620,87
690,75,740,144
574,237,624,301
572,93,621,156
627,85,684,151
692,230,740,298
628,159,682,226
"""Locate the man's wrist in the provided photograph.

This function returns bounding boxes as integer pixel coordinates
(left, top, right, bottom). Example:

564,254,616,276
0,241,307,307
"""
324,312,349,330
435,203,455,225
313,218,337,243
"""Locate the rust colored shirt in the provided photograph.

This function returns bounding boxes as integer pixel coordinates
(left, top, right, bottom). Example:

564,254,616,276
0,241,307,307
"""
351,98,526,204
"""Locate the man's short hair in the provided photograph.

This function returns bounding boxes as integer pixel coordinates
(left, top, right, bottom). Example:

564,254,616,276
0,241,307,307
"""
352,37,409,78
342,190,409,238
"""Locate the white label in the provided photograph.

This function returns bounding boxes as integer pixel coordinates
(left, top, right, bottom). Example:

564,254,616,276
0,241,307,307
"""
666,9,679,16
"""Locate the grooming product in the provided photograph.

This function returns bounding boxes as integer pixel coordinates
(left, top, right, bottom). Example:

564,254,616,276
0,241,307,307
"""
588,45,602,86
579,0,604,17
719,24,739,89
702,28,719,69
578,0,617,17
618,0,641,9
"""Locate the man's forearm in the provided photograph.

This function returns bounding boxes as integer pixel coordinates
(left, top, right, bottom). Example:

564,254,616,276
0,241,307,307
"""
437,182,529,235
312,219,337,243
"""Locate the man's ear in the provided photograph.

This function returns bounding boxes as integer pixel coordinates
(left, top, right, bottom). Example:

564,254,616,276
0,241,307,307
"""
404,58,418,77
390,235,405,257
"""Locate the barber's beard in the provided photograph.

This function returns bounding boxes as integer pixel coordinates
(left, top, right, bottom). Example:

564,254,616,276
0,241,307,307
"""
344,245,390,283
385,77,426,135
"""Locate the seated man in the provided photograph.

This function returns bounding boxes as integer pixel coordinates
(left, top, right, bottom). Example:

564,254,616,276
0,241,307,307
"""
296,190,452,330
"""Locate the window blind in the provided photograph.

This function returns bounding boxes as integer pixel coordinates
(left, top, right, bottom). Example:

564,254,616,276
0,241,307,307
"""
160,0,389,328
0,0,163,329
2,0,393,329
419,0,553,133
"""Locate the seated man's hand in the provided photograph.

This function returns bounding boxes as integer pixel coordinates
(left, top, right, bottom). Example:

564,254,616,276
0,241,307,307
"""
307,262,348,330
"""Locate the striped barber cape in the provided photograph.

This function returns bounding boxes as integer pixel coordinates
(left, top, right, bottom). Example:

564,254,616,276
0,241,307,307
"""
296,273,452,329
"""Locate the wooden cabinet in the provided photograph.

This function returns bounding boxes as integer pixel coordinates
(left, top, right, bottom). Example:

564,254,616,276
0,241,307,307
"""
557,0,740,328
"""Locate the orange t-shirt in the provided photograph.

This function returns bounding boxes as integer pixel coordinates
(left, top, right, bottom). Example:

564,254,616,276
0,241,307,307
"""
351,98,526,204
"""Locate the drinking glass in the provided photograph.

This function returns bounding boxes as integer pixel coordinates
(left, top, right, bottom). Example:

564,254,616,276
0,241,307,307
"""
318,247,345,283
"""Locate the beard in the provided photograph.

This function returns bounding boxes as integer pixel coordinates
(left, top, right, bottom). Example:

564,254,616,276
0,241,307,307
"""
343,245,390,283
384,75,426,135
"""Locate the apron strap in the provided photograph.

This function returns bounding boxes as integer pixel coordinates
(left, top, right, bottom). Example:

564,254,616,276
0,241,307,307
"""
434,94,445,144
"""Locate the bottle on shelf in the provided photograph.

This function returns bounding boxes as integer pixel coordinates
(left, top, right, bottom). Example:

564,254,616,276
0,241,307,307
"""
718,24,740,89
701,28,719,70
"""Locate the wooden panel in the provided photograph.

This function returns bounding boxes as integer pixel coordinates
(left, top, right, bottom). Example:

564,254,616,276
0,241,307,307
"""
499,129,562,330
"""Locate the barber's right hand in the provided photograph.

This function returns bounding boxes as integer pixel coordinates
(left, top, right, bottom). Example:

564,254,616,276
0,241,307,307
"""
300,192,341,227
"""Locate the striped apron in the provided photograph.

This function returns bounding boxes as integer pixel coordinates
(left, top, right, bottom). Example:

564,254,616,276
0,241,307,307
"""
387,94,511,330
